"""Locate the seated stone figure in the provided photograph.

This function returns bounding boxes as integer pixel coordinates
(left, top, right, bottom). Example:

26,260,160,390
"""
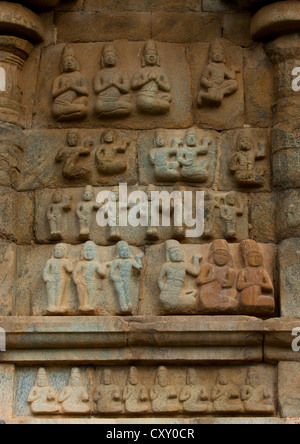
132,40,172,115
94,369,123,414
149,130,180,182
28,368,59,415
211,370,243,413
52,45,88,122
241,368,274,414
158,240,202,315
93,43,132,118
197,240,238,313
237,240,275,314
197,40,238,108
177,129,212,183
150,367,181,413
96,130,129,176
180,368,211,413
59,368,90,415
123,367,151,414
56,131,91,181
230,134,265,188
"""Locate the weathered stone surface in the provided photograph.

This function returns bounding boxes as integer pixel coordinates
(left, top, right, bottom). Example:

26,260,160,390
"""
84,0,202,12
0,242,16,316
265,317,300,364
223,13,253,47
279,239,300,317
189,39,244,130
278,362,300,418
34,41,192,129
0,2,44,42
0,364,15,420
249,193,276,243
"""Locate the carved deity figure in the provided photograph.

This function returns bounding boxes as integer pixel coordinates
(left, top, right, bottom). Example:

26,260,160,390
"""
109,242,144,315
123,367,151,414
52,45,88,122
211,371,243,413
158,240,202,314
94,43,132,118
96,130,129,176
177,129,212,183
59,368,90,415
56,131,92,181
219,192,243,240
230,134,265,188
47,191,72,241
237,240,275,312
203,192,218,239
197,40,238,108
42,244,74,315
197,240,238,313
94,369,123,414
28,368,59,415
73,242,106,314
241,368,274,414
150,367,181,413
132,40,172,115
149,131,180,182
76,186,101,240
180,369,210,413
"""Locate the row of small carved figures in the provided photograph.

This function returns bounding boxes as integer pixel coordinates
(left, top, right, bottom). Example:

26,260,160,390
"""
28,367,274,416
52,39,239,122
43,239,274,316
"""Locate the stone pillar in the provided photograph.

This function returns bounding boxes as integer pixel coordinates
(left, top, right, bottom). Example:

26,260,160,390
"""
251,2,300,316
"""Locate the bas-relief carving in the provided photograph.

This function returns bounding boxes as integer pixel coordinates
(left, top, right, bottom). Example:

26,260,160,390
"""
26,366,274,417
56,131,92,181
197,40,239,108
95,130,129,176
52,45,89,122
132,40,172,115
47,191,72,241
76,186,101,241
93,44,132,119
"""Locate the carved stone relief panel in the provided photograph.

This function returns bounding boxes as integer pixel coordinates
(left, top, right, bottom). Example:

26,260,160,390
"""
13,365,275,417
141,241,276,316
139,128,218,187
189,39,244,131
0,242,17,316
34,41,193,129
22,129,138,190
219,129,271,192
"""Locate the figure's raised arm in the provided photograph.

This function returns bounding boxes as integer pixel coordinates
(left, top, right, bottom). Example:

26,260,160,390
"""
158,264,168,291
200,66,213,89
186,254,202,277
157,72,171,92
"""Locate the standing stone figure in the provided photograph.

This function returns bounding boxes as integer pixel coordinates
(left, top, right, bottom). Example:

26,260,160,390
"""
73,242,107,314
149,130,180,182
230,134,265,188
56,131,92,181
158,240,202,314
197,40,238,108
59,368,90,415
123,367,151,414
47,191,72,241
94,369,123,414
237,240,275,313
109,242,144,315
93,43,132,118
180,368,210,413
203,191,218,239
211,371,243,413
132,40,172,115
177,129,212,183
241,368,274,414
52,45,88,122
96,130,130,176
76,186,101,240
150,366,181,413
219,192,244,240
197,240,238,313
42,244,74,315
28,368,59,415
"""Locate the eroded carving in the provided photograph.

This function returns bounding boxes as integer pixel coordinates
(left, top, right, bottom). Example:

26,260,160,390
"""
230,134,266,188
52,45,88,122
123,367,151,414
28,368,59,415
109,241,144,315
76,186,101,240
132,40,172,115
47,191,72,241
219,192,244,240
94,43,132,118
180,368,210,413
241,368,274,414
149,130,180,182
94,369,123,414
158,240,202,314
197,40,238,108
150,367,181,413
56,131,92,181
59,368,90,415
96,130,129,176
211,371,243,413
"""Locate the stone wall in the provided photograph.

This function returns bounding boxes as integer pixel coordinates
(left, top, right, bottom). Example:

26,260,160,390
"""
0,0,299,424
